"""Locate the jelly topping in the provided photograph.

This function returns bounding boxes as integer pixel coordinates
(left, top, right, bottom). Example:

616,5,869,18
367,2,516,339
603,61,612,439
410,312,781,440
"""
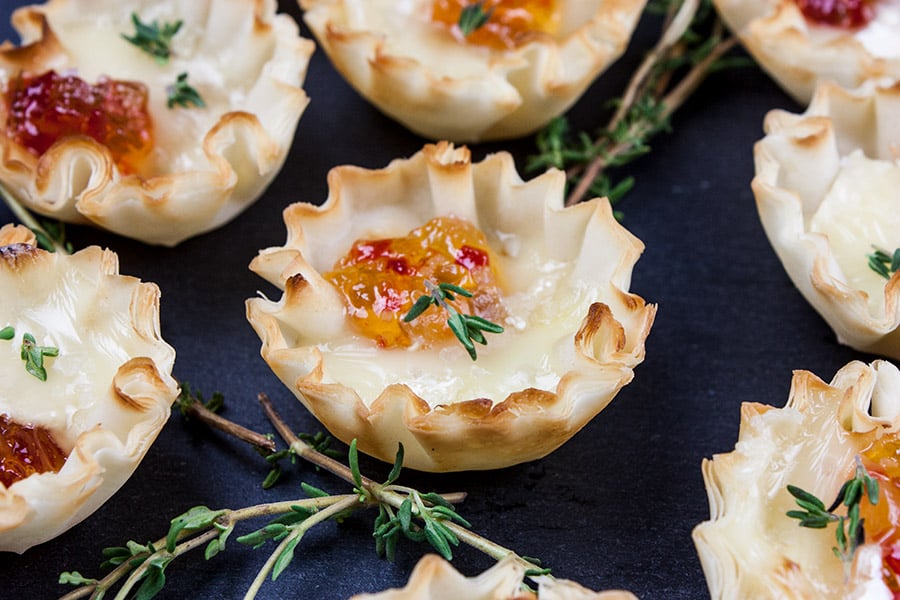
859,436,900,593
324,216,506,348
795,0,876,28
431,0,560,50
0,413,67,488
3,70,153,174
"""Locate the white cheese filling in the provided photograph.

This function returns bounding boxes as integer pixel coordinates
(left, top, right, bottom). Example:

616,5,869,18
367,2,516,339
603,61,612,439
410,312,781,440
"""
809,150,900,314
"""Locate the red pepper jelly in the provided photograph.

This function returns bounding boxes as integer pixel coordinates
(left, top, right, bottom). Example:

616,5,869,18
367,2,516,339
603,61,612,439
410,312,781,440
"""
324,216,506,349
0,413,67,488
856,436,900,594
3,70,153,174
795,0,876,28
431,0,560,50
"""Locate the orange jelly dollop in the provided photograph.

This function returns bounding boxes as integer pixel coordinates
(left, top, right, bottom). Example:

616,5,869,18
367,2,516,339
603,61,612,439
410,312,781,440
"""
324,216,506,349
859,436,900,595
431,0,560,50
3,70,153,174
0,413,67,488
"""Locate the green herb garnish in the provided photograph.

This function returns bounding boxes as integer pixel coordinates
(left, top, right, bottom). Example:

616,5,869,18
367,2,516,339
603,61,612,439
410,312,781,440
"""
19,332,59,381
166,72,206,109
57,390,547,600
2,328,59,381
403,280,504,360
458,1,493,37
122,12,182,64
528,0,745,211
786,456,879,572
867,246,900,280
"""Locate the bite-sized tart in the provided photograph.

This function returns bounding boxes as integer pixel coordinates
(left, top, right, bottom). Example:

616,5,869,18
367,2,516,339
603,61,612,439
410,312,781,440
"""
753,80,900,359
712,0,900,103
0,224,178,553
299,0,647,142
693,360,900,598
349,554,638,599
0,0,313,246
246,142,655,472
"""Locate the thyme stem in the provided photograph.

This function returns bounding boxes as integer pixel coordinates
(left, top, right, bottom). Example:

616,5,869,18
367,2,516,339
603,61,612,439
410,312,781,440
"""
183,393,276,453
0,182,70,254
548,0,740,207
242,495,360,600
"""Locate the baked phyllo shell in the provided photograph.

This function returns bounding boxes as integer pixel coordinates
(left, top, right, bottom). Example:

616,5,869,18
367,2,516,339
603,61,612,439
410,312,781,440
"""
0,0,313,246
753,80,900,359
0,224,178,553
713,0,900,103
246,142,655,472
349,553,639,599
299,0,646,142
693,360,900,599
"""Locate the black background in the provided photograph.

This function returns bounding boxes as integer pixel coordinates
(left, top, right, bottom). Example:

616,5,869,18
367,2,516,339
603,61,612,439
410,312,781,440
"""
0,1,873,598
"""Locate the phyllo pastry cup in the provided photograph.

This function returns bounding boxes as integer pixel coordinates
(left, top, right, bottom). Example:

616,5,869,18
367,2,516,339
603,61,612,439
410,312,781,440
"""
0,224,178,553
712,0,900,103
246,142,655,472
298,0,647,142
753,80,900,359
693,360,900,599
0,0,313,246
349,554,639,599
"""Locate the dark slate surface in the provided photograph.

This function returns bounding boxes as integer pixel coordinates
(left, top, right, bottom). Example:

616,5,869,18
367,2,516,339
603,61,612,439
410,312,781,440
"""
0,2,873,599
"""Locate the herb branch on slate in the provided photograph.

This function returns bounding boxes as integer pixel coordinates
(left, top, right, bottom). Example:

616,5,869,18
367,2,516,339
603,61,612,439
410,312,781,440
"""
57,392,545,600
0,182,72,254
786,456,880,574
528,0,743,211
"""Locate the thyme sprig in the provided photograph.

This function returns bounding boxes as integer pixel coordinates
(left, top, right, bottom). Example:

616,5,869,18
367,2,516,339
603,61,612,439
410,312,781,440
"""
20,332,59,381
2,327,59,381
166,72,206,109
57,392,541,600
403,280,504,360
528,0,742,209
786,456,880,573
458,1,493,37
0,182,72,254
122,13,182,65
867,246,900,280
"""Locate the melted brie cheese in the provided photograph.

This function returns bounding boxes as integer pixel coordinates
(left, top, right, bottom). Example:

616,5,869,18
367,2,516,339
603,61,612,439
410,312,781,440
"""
809,150,900,314
319,260,592,408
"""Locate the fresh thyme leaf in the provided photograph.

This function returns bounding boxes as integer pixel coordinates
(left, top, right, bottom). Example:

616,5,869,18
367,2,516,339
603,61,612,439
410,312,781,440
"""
272,534,303,580
166,72,206,109
122,13,182,64
18,332,58,381
402,279,503,360
0,326,13,340
59,571,99,586
528,0,743,209
786,456,879,571
867,246,900,280
458,1,493,37
167,506,227,552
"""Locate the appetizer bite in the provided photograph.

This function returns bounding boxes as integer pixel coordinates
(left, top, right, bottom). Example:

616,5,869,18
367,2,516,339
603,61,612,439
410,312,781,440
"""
0,0,313,246
246,142,655,472
0,224,178,553
713,0,900,103
299,0,647,141
753,80,900,359
693,360,900,598
350,554,638,599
